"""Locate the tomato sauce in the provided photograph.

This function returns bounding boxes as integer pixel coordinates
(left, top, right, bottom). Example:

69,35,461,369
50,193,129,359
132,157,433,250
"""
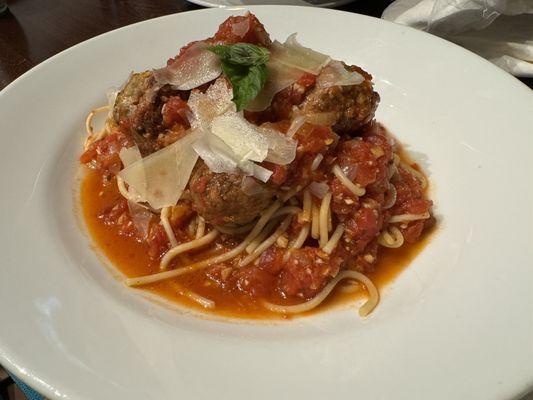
81,167,434,319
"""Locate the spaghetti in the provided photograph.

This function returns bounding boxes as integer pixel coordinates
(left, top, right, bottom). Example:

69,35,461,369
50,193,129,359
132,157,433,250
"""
80,13,434,319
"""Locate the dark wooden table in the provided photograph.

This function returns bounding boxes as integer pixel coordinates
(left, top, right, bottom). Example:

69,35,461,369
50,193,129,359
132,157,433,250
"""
0,0,531,91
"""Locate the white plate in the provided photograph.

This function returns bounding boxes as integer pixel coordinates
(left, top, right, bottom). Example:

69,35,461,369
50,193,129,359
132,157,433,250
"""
0,6,532,400
187,0,355,8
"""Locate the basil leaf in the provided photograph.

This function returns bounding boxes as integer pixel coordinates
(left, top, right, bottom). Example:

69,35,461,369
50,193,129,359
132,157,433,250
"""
209,43,270,110
221,63,268,111
210,43,269,66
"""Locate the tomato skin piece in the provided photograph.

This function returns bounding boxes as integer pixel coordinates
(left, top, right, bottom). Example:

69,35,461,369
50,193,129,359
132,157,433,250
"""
80,131,133,173
162,96,191,128
213,14,271,46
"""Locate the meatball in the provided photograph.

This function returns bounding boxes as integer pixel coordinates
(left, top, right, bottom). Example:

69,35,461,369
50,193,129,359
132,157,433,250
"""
189,161,277,227
113,71,185,155
298,64,380,135
113,71,154,124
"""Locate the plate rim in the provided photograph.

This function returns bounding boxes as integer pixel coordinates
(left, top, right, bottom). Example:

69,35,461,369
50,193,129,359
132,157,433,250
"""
0,6,532,400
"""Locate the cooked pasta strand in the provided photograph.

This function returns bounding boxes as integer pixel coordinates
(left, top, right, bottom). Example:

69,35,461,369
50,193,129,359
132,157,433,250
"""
319,192,332,248
262,270,379,316
126,201,282,286
332,164,365,197
383,184,397,210
214,222,255,235
300,189,312,223
160,230,219,269
290,223,310,250
272,206,301,219
327,204,332,232
400,162,428,189
240,215,293,267
281,186,301,202
310,153,323,171
389,211,430,223
170,282,215,309
195,216,206,239
378,226,404,248
84,106,110,149
160,207,178,248
311,202,320,240
246,218,279,254
322,223,345,254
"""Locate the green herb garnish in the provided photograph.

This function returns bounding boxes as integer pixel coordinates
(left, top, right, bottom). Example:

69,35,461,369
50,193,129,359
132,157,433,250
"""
209,43,270,111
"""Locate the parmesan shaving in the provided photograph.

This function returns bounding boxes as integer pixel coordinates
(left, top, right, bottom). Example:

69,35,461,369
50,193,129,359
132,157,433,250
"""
153,43,222,91
245,35,329,112
317,60,364,88
271,34,331,74
245,59,304,112
211,112,269,164
128,201,152,240
260,125,297,165
193,112,293,182
118,130,202,210
191,131,238,174
119,145,142,167
187,78,235,129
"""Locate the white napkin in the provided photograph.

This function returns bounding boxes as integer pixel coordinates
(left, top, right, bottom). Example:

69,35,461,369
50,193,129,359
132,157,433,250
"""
382,0,533,77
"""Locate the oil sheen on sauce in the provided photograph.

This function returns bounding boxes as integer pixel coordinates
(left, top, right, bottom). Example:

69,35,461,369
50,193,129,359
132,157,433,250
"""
81,168,434,320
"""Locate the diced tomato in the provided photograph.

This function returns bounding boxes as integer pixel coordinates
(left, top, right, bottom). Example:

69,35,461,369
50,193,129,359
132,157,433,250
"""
80,130,133,173
162,96,191,128
294,124,335,153
213,13,271,46
244,73,317,124
99,198,137,237
278,248,340,299
190,175,208,194
236,267,277,298
147,223,170,261
330,177,359,216
262,162,288,185
257,247,285,275
345,206,381,253
170,202,195,229
401,220,425,243
167,40,204,66
392,166,432,215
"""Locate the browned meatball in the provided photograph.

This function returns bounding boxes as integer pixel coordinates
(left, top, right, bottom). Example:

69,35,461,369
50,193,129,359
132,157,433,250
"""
113,71,184,155
298,64,380,135
189,161,277,227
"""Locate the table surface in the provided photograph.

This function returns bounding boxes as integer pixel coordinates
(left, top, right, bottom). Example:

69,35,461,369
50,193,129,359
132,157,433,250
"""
0,1,531,400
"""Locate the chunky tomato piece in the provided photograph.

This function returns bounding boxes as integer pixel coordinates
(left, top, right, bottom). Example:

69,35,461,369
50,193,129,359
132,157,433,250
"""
295,124,335,154
278,248,340,299
213,13,271,46
344,206,382,254
245,73,317,124
162,96,191,128
261,162,288,185
80,130,133,173
147,223,170,261
257,247,285,275
269,73,317,121
392,166,432,215
99,198,139,238
167,13,270,67
236,267,277,298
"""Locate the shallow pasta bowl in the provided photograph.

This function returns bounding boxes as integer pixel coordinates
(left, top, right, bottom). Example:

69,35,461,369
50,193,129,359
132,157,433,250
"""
0,6,532,400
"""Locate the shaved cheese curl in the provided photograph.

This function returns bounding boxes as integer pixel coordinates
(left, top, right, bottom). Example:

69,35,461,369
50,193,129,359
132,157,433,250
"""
118,130,202,210
153,43,221,90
